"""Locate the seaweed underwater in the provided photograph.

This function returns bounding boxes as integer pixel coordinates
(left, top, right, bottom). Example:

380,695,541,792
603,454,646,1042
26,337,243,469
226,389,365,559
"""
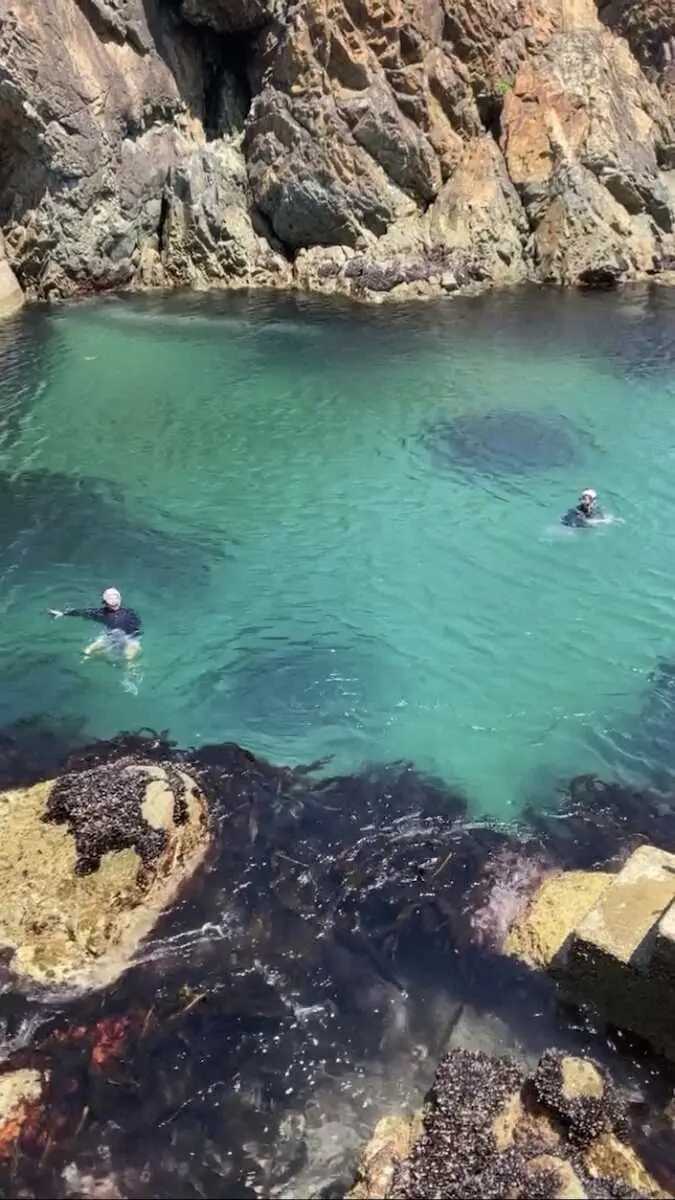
0,680,673,1199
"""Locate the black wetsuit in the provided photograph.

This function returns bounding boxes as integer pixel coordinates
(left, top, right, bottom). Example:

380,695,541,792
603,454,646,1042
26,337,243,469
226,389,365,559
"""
64,605,142,637
561,503,604,528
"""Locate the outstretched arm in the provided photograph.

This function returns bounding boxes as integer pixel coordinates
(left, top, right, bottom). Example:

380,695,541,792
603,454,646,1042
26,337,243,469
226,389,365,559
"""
49,607,104,624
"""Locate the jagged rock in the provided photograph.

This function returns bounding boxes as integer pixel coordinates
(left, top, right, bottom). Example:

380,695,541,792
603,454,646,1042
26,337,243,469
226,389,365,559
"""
597,0,675,105
180,0,282,35
501,29,675,286
0,757,210,990
428,135,529,286
1,0,675,301
155,142,292,289
0,0,203,297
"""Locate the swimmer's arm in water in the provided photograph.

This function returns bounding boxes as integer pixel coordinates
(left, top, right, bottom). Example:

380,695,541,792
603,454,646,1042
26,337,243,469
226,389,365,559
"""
49,607,106,624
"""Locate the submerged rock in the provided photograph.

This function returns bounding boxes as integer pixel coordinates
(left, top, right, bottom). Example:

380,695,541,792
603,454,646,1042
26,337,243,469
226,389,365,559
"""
0,758,210,990
352,1047,665,1199
423,410,579,478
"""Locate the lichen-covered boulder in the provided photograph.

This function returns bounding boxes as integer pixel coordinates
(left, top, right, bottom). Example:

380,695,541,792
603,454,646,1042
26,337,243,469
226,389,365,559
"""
0,757,210,990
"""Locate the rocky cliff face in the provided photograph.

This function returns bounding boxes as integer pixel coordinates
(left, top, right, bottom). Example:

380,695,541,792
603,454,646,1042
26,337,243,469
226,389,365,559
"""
0,0,673,303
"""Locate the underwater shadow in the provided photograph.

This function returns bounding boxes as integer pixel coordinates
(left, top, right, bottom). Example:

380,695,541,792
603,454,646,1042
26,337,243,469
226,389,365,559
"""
421,409,582,479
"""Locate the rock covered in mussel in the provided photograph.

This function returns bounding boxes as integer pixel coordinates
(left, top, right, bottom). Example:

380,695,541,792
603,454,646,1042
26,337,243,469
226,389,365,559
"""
350,1048,666,1199
0,754,210,990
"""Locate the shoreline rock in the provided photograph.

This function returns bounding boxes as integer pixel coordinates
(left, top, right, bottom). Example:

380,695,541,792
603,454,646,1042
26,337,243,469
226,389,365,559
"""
0,0,673,306
0,235,24,319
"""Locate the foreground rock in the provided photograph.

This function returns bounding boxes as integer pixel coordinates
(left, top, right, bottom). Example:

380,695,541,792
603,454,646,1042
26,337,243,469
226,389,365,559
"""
0,728,672,1196
506,844,675,1062
0,757,209,990
0,0,673,302
350,1048,666,1199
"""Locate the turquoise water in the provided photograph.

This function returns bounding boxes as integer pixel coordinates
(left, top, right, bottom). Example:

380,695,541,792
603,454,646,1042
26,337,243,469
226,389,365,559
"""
1,286,674,818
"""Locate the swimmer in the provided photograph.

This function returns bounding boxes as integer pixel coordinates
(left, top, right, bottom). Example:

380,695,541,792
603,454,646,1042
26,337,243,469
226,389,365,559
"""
561,488,605,528
49,587,142,661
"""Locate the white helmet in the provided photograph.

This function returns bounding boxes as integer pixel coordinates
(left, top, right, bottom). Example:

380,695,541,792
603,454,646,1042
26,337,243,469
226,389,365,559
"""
581,488,597,501
102,587,122,609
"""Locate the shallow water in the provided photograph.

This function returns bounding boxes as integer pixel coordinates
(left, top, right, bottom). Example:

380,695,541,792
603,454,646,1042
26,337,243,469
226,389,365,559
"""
1,286,675,817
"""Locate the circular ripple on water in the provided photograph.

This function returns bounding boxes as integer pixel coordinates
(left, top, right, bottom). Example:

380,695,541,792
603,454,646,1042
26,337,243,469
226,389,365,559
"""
423,409,580,477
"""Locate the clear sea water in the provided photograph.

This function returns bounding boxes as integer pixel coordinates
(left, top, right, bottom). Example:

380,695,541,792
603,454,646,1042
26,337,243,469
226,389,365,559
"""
1,285,674,820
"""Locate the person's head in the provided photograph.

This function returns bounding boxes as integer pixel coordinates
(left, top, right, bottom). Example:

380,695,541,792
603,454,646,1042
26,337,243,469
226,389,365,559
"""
102,587,122,611
579,488,597,513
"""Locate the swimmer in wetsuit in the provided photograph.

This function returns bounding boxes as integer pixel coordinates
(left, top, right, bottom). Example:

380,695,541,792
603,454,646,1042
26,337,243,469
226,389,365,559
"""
561,488,605,528
49,587,142,661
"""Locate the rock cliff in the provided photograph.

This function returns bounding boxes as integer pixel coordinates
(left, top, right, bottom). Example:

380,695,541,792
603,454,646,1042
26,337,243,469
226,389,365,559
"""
0,0,673,303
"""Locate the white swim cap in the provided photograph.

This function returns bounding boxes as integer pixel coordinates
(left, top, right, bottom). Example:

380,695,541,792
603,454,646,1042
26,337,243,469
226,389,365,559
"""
581,488,597,501
102,587,122,608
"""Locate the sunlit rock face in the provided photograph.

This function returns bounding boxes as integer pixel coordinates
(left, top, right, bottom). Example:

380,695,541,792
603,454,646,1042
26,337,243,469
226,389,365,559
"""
0,0,673,302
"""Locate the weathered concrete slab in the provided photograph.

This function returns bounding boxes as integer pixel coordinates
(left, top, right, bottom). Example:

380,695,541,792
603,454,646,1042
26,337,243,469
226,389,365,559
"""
556,846,675,1060
506,846,675,1061
653,895,675,983
571,845,675,968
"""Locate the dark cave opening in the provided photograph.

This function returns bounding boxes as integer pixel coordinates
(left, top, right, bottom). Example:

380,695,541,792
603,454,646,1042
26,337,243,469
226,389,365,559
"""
474,89,505,143
202,30,256,141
